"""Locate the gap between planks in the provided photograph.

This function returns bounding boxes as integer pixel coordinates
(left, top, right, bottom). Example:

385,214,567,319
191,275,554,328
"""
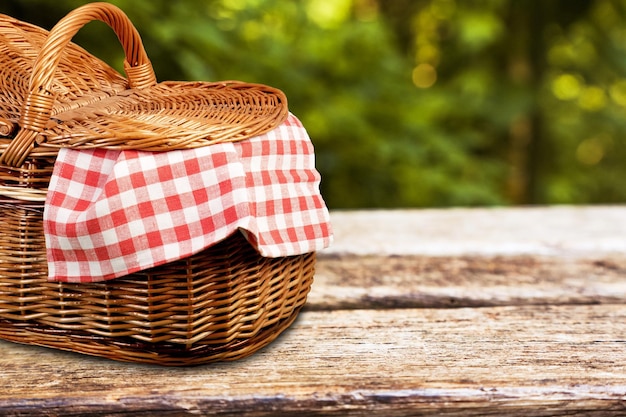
1,305,626,416
309,206,626,311
308,253,626,310
2,207,626,416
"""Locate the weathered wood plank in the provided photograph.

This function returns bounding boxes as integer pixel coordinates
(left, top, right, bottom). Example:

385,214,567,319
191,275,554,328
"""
1,304,626,416
1,207,625,416
307,206,626,310
309,254,626,310
326,206,626,257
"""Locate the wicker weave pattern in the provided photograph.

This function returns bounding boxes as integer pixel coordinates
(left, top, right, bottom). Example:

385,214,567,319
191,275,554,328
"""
0,2,287,168
0,201,314,365
0,3,317,365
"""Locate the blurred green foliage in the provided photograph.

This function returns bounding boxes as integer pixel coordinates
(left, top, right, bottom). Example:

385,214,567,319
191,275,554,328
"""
2,0,626,209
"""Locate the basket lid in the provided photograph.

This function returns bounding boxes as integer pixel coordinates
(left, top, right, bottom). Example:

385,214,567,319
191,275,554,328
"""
0,3,288,168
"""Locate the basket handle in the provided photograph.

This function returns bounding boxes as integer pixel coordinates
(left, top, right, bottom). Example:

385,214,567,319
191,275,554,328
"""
0,2,157,167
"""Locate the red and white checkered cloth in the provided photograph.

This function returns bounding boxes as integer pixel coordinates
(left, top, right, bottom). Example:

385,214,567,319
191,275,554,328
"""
43,114,332,283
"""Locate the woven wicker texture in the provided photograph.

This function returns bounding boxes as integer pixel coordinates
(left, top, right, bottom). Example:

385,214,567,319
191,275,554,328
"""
0,201,314,365
0,2,288,168
0,2,315,365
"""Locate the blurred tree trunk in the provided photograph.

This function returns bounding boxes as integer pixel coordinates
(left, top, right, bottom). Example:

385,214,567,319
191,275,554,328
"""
376,0,594,205
505,0,592,204
504,1,540,204
375,0,423,58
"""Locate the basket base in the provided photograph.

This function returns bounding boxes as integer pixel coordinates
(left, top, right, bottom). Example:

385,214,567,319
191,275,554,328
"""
0,204,316,366
0,306,303,366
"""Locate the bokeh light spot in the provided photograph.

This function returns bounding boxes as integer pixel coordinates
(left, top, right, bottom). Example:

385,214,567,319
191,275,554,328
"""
552,73,582,100
578,86,606,111
412,64,437,88
576,137,605,165
609,79,626,107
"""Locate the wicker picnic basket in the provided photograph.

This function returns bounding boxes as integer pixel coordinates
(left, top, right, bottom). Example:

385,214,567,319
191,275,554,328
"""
0,3,320,365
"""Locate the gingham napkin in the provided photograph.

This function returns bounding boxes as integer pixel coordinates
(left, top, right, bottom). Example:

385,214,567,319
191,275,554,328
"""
43,114,332,283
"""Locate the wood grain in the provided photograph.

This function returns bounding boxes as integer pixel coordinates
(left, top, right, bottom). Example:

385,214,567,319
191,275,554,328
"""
1,305,626,416
1,206,626,416
326,206,626,257
309,254,626,310
308,206,626,310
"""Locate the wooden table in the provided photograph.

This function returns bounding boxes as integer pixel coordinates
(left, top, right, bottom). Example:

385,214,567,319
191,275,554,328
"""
1,206,626,416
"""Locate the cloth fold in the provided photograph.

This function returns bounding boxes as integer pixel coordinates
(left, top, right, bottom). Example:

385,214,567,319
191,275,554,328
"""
44,114,332,283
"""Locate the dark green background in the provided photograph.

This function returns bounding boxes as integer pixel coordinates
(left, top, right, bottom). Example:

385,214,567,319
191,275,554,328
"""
3,0,625,209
